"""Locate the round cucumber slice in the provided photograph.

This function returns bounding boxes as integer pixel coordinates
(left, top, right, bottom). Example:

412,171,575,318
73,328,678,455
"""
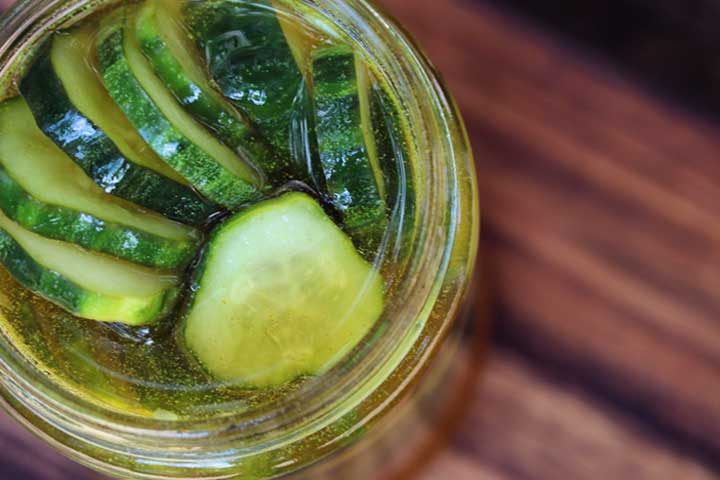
184,0,307,165
97,15,262,209
0,98,200,270
182,192,384,388
135,0,285,182
19,23,218,226
311,44,388,254
0,209,179,325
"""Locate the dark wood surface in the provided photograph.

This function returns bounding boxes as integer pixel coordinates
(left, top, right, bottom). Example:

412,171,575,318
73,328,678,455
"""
2,0,720,478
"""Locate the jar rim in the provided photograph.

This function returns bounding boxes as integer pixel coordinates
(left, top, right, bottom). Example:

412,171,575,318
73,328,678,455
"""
0,0,479,476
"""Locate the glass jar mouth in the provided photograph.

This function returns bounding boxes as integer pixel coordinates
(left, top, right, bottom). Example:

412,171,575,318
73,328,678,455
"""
0,0,479,475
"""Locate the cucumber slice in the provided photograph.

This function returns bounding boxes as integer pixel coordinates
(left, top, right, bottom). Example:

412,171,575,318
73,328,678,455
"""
182,192,384,388
0,209,179,325
370,80,417,258
135,0,286,183
275,8,328,195
98,14,262,209
311,44,388,253
276,9,313,75
20,24,217,225
184,0,305,161
0,98,200,269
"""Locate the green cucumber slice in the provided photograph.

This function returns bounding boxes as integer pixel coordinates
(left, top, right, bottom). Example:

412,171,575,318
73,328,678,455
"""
370,79,417,258
0,210,179,325
98,14,262,209
0,98,200,269
184,0,305,161
182,192,384,387
20,24,217,225
135,0,286,182
273,0,321,73
311,44,388,253
275,8,328,195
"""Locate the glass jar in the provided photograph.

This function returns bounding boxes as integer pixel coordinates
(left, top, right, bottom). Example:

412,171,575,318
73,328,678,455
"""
0,0,479,478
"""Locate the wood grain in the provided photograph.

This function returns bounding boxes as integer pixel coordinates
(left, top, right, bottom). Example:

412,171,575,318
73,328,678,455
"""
1,0,720,478
420,350,716,480
0,411,102,479
377,0,720,475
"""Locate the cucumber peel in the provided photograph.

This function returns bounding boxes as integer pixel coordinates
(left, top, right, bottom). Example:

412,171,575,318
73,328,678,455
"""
98,13,262,209
20,24,217,226
370,79,417,259
184,0,305,163
0,98,200,270
182,192,384,387
311,44,388,254
135,0,286,182
0,210,179,325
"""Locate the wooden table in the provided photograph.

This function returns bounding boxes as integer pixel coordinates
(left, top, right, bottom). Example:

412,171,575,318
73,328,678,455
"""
1,0,719,478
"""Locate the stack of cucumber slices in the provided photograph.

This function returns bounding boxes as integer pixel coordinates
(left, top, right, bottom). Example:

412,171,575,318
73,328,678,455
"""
2,0,411,387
